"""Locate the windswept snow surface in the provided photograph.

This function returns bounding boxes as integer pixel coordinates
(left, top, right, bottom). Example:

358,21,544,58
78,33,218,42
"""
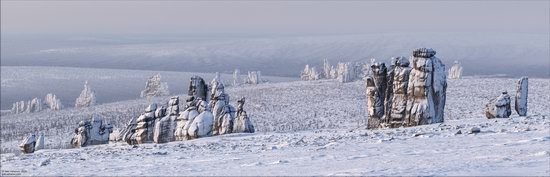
1,77,549,175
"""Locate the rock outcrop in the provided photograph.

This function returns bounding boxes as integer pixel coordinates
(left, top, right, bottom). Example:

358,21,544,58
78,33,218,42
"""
153,96,179,143
246,71,262,84
70,114,113,148
75,81,96,108
187,100,214,139
405,48,447,126
19,133,36,153
388,57,411,128
365,76,384,129
44,93,63,111
140,73,170,99
301,65,321,81
233,97,255,133
127,104,159,145
447,61,463,79
174,96,200,141
515,77,528,116
189,76,208,101
485,91,512,118
365,48,447,129
233,69,242,86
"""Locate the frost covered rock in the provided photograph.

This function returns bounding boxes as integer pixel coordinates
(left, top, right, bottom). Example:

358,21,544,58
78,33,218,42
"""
44,93,63,111
337,62,354,83
19,133,36,153
515,77,528,116
485,91,512,119
127,103,158,145
35,132,45,151
405,48,447,126
175,96,200,141
140,73,170,99
75,81,96,108
448,61,463,79
365,76,384,129
153,96,179,143
70,114,113,148
210,81,231,135
233,97,255,133
187,100,214,139
371,62,388,111
246,71,262,84
26,98,43,113
11,101,26,114
301,65,321,81
233,69,242,86
188,76,208,101
388,57,411,128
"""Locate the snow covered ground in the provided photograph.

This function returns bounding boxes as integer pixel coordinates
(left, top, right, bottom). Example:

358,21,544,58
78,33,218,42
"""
1,77,549,175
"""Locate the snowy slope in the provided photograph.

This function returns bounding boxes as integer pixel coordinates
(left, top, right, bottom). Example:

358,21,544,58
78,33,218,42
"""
1,77,549,175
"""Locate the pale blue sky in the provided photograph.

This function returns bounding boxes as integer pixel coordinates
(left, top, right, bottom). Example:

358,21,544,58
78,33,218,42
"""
1,1,548,35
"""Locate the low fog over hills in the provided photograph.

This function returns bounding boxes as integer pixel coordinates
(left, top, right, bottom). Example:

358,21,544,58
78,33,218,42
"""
1,32,548,78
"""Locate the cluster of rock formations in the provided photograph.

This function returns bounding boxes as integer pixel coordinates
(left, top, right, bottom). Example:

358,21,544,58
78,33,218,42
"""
233,69,264,86
119,75,254,146
485,77,528,118
75,81,97,108
140,73,170,99
447,61,463,79
11,93,63,114
301,59,369,83
70,114,113,148
365,48,447,129
19,132,45,153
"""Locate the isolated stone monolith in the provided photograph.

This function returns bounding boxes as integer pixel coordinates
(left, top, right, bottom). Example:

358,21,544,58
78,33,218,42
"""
515,77,528,116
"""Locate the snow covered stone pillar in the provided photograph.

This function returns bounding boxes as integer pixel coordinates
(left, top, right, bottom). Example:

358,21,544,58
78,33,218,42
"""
129,103,158,144
371,62,388,115
70,114,113,147
19,133,36,153
45,93,63,111
233,69,242,86
365,76,384,129
447,61,463,79
187,100,214,139
75,81,96,108
515,77,528,116
485,91,512,118
189,76,208,101
388,57,411,128
175,96,200,141
405,48,447,126
35,132,45,151
140,73,170,99
153,96,179,143
233,97,255,133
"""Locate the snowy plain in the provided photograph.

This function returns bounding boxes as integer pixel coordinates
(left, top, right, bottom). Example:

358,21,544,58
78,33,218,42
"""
1,76,549,176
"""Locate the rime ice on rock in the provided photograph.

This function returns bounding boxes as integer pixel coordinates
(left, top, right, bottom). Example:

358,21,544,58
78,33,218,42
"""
388,57,411,128
140,73,170,99
447,61,463,79
70,114,113,148
301,65,321,81
246,71,262,84
233,97,255,133
187,100,214,139
35,132,45,151
127,103,158,145
233,69,242,86
153,96,179,143
485,91,512,118
19,133,36,153
175,96,200,141
44,93,63,111
515,77,528,116
75,81,96,108
365,77,384,129
210,81,233,135
189,76,208,101
405,48,447,126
